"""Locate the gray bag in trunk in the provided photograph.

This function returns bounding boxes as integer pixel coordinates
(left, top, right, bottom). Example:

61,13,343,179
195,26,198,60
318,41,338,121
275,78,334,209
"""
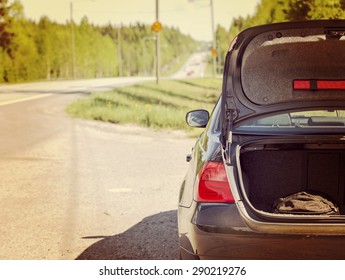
273,191,340,215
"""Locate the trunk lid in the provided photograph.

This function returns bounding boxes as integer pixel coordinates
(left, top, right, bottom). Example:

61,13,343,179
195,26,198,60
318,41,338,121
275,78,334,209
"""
221,20,345,138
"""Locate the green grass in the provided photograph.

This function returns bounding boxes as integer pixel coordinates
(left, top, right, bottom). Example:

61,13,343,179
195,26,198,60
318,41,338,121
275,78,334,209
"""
66,78,222,134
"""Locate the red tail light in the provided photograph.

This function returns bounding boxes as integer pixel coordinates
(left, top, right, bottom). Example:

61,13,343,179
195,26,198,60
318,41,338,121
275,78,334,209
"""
195,161,235,203
294,79,345,90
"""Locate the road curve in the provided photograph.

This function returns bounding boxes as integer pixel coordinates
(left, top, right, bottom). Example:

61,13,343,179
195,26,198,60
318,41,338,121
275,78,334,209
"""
0,86,195,260
0,53,209,259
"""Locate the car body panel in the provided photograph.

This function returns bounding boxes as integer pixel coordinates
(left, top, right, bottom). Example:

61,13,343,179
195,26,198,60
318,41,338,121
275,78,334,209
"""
178,20,345,260
179,201,345,260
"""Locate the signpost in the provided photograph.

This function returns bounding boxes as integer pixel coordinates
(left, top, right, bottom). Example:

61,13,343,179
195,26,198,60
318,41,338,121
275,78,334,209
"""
153,0,161,85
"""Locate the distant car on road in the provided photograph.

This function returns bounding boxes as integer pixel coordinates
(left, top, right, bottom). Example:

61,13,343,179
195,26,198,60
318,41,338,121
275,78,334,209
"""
178,20,345,259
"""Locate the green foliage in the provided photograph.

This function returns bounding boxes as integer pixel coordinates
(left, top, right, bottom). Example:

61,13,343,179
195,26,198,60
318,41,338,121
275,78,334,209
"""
0,51,13,82
284,0,311,20
66,78,222,131
216,0,345,69
0,2,197,83
0,0,15,57
308,0,345,19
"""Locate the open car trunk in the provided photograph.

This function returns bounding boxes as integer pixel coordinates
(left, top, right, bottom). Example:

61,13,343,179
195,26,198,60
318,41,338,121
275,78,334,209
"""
239,141,345,216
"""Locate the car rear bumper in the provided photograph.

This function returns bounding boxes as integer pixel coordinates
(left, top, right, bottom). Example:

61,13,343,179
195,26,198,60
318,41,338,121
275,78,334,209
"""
178,203,345,260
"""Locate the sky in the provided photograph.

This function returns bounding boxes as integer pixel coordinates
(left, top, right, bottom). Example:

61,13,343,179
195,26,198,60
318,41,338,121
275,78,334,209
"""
18,0,260,41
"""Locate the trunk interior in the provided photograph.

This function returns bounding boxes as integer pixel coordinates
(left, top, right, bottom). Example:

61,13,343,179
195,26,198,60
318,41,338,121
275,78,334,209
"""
240,142,345,215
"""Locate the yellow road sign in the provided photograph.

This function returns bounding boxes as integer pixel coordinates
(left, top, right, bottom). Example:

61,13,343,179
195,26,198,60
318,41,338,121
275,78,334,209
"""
211,48,218,57
151,21,163,33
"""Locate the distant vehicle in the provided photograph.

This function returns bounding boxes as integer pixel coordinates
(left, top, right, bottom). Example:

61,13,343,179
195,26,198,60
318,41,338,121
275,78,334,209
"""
178,20,345,259
186,70,194,76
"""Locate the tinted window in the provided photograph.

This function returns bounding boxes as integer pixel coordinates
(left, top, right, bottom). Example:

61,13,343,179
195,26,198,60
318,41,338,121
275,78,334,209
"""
236,110,345,134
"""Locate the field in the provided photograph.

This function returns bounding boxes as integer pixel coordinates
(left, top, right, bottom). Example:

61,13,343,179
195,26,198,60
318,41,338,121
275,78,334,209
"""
66,78,222,134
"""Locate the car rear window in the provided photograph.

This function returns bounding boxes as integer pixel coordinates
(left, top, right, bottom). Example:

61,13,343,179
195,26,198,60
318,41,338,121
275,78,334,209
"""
241,27,345,105
235,110,345,134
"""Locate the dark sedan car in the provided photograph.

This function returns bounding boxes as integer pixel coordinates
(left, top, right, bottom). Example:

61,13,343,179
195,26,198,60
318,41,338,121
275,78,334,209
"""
178,20,345,259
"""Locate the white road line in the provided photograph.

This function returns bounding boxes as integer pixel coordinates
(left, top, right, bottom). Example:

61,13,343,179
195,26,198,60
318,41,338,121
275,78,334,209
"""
0,94,53,106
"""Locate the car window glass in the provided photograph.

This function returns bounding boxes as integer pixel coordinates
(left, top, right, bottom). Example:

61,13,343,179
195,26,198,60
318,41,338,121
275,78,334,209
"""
235,110,345,134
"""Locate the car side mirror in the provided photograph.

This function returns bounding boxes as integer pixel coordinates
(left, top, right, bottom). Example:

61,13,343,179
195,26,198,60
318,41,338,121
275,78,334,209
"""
186,110,209,128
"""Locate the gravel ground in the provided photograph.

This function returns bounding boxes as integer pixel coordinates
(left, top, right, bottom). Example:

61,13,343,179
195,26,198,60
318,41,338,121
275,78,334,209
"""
0,93,196,259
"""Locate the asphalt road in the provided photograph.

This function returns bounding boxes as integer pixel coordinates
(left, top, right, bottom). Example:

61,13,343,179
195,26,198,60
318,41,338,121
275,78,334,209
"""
170,51,208,79
0,77,196,259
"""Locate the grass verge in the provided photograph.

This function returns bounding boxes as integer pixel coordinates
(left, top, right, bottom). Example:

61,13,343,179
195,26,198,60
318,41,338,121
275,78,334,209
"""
66,78,222,135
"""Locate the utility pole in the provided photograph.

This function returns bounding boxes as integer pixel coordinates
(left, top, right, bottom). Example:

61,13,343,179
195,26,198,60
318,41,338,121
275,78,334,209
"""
117,27,123,77
210,0,216,77
70,0,94,79
142,36,156,76
188,0,217,77
70,1,76,79
155,0,160,84
151,0,162,83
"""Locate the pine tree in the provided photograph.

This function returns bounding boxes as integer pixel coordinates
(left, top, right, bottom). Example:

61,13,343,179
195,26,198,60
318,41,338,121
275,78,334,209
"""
0,0,15,57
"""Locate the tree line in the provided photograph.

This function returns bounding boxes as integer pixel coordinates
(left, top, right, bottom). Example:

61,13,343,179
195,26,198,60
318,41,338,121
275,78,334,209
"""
216,0,345,71
0,0,197,83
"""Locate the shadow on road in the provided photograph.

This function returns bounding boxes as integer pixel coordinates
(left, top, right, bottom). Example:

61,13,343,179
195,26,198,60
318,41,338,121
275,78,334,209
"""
76,210,180,260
